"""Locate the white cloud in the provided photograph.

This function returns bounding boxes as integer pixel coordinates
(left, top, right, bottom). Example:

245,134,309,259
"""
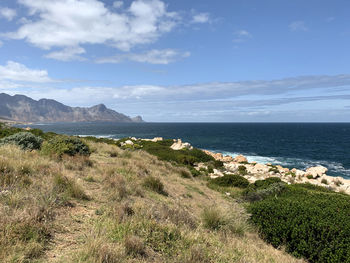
96,49,190,64
233,30,252,43
45,46,87,61
192,13,210,23
6,0,180,56
289,21,308,32
26,74,349,104
0,40,3,47
0,61,52,83
0,7,17,21
113,1,124,8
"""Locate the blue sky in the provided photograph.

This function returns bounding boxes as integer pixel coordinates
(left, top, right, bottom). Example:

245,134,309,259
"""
0,0,349,122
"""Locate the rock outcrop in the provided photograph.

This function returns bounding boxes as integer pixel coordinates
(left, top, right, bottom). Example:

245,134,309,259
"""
305,166,328,179
170,139,193,151
234,155,248,163
200,149,350,195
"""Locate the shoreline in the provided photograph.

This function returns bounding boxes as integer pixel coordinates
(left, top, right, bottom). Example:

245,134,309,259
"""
201,149,350,195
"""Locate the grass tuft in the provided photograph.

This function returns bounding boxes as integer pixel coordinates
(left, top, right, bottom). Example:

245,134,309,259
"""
143,176,168,196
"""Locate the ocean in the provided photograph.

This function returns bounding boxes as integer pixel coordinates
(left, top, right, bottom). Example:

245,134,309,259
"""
20,122,350,179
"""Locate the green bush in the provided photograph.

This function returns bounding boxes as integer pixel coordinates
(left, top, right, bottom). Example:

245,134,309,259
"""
0,132,43,150
189,167,201,177
248,184,350,262
244,177,283,194
244,182,287,202
0,123,23,139
143,176,168,196
238,165,247,175
209,174,249,188
41,135,90,157
132,139,214,166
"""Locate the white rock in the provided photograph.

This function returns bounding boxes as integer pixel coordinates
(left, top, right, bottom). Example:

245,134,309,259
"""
251,163,270,174
234,155,248,163
151,137,163,142
305,166,328,179
125,140,134,145
213,169,224,177
170,139,193,150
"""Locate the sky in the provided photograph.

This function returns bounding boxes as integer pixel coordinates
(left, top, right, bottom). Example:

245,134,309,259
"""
0,0,349,122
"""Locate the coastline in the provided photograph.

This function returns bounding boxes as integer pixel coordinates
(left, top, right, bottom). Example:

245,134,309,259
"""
117,136,350,195
201,149,350,195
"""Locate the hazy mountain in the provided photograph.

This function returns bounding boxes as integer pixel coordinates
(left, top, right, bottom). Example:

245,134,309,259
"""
0,93,143,123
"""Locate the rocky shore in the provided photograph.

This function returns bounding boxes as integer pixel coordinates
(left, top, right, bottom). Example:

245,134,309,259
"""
119,136,350,195
201,150,350,195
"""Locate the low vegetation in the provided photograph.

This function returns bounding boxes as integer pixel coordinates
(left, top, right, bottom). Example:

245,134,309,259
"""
0,123,302,263
0,132,43,150
7,124,350,262
41,135,91,158
208,173,250,188
248,184,350,262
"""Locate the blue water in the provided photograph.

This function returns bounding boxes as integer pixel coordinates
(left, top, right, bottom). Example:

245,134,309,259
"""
20,122,350,179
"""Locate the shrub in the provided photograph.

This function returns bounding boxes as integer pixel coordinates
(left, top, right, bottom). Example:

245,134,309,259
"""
179,169,192,179
306,174,313,179
0,132,43,150
41,135,90,157
213,160,224,168
0,159,32,188
238,165,247,175
209,174,250,188
244,182,287,202
185,245,209,263
143,176,168,196
321,178,328,185
0,123,23,139
248,184,350,262
53,174,89,200
244,177,283,195
124,235,146,256
134,140,214,166
189,167,201,177
201,207,226,230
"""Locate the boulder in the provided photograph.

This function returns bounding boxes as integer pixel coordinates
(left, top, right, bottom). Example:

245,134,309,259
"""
292,168,306,177
213,169,224,177
124,140,134,145
305,166,328,179
224,162,239,173
234,155,248,163
251,163,269,174
222,155,234,162
151,137,163,142
170,139,193,151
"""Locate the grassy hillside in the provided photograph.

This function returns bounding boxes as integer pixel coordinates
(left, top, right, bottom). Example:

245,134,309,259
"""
0,126,303,262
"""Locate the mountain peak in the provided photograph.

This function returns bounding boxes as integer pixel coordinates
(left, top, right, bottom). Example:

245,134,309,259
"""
91,104,107,111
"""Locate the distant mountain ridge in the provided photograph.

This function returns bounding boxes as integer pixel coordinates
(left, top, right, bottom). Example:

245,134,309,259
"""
0,93,143,123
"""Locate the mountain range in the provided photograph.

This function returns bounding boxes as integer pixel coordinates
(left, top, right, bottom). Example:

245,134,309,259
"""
0,93,143,123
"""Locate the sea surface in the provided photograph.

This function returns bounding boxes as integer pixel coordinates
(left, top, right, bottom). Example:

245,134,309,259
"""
20,122,350,179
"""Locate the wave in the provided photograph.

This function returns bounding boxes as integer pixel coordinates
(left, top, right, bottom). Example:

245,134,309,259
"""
211,150,350,179
77,134,118,139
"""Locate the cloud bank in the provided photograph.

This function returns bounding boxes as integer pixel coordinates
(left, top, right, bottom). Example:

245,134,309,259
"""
6,0,180,58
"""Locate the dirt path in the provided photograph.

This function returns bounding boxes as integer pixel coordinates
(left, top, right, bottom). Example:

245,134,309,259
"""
44,181,104,262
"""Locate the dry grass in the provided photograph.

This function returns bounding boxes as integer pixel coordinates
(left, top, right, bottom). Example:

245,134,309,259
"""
0,141,305,263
